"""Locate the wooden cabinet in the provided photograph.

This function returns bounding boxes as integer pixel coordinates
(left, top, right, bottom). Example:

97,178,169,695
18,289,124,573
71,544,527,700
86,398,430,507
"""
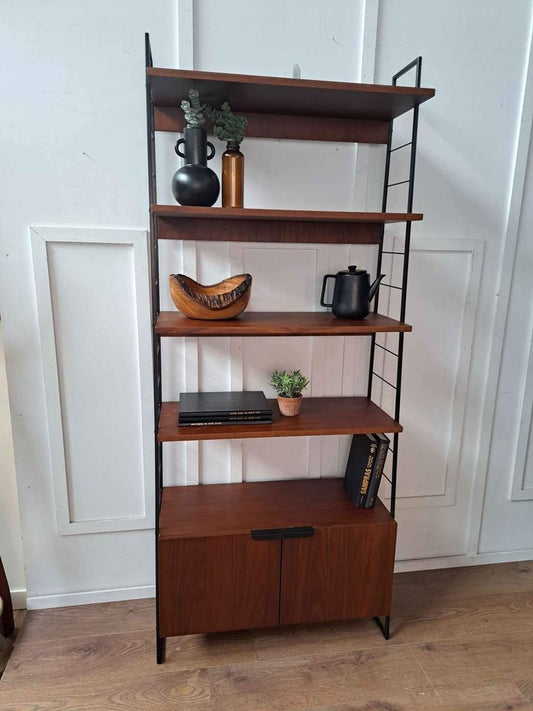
158,479,396,637
158,535,280,636
280,524,396,626
145,38,434,661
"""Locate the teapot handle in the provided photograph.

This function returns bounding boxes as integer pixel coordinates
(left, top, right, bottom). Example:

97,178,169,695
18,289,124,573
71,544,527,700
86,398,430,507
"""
320,275,336,308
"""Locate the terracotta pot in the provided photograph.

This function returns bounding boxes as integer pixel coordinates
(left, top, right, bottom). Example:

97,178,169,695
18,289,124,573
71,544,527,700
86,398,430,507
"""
277,395,302,417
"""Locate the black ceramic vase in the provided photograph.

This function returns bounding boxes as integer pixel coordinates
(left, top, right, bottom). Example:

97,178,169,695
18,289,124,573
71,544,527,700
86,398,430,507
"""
172,127,220,207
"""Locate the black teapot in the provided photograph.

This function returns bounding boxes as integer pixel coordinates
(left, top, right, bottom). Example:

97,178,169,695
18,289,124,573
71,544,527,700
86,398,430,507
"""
320,266,385,319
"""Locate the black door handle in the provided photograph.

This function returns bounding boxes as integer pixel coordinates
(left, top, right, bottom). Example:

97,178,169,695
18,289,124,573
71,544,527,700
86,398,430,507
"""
282,526,315,539
251,528,283,541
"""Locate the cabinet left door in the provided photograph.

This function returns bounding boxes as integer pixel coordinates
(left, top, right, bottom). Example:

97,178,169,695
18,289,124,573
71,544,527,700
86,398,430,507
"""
158,534,281,636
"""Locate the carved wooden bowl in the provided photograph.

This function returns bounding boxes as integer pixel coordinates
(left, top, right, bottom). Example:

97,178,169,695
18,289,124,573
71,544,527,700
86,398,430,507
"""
169,273,252,320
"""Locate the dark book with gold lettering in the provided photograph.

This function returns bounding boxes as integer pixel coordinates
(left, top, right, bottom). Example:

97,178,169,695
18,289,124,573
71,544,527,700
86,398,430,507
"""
178,390,272,426
343,434,378,508
365,433,390,508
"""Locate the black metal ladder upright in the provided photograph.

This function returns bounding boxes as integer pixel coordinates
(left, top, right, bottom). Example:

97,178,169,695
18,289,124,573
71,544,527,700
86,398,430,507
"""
368,57,423,640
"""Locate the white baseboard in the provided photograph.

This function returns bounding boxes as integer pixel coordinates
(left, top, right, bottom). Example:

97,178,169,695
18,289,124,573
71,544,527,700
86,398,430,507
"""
11,588,27,610
22,549,533,610
26,584,155,610
394,548,533,573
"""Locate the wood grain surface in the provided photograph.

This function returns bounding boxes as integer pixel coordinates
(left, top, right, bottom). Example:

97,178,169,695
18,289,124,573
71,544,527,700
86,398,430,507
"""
2,562,533,710
157,215,385,243
158,479,393,540
158,396,402,442
156,311,412,337
153,206,423,244
280,522,396,625
154,106,391,143
147,67,435,121
158,535,281,637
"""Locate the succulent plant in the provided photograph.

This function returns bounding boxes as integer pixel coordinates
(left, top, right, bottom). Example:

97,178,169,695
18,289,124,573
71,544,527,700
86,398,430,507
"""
270,369,310,399
180,89,206,128
207,101,247,144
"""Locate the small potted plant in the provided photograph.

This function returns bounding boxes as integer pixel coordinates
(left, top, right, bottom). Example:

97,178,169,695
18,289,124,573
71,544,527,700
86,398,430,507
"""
270,369,310,416
172,89,219,206
207,101,247,207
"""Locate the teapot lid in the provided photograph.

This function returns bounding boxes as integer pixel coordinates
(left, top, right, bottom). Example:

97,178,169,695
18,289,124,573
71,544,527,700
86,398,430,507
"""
339,265,367,275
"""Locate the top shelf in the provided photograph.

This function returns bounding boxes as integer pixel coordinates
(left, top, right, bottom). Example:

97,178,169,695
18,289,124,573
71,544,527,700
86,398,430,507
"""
147,68,435,121
147,68,435,143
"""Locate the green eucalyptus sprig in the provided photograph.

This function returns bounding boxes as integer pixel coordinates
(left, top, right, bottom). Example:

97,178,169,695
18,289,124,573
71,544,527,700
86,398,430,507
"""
207,101,247,144
180,89,206,128
270,370,310,399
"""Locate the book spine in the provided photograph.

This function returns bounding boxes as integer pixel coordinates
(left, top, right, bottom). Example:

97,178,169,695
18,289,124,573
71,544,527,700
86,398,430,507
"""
179,419,273,427
180,414,270,421
365,439,389,508
356,442,378,507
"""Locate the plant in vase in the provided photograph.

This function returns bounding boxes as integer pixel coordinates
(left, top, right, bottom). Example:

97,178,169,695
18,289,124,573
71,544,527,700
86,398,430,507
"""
270,369,310,417
172,89,220,206
208,102,247,207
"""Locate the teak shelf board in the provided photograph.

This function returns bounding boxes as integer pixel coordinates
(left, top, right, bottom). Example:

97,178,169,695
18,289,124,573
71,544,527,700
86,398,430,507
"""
147,67,435,122
153,107,390,144
158,396,402,442
156,311,413,337
152,206,423,244
159,478,394,540
151,205,423,223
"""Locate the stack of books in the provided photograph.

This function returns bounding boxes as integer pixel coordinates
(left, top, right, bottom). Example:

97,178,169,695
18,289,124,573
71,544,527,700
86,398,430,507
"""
343,433,390,508
178,391,273,426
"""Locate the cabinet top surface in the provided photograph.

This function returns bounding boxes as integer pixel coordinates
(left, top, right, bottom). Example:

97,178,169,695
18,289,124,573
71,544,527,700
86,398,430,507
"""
147,67,435,120
159,478,394,540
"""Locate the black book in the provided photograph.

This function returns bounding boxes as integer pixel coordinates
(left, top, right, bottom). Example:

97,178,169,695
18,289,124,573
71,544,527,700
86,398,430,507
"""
179,413,272,423
343,434,378,508
179,418,273,427
365,433,390,508
178,391,272,420
179,412,272,426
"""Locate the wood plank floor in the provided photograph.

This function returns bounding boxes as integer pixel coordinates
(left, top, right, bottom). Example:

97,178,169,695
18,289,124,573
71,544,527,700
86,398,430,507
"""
1,561,533,710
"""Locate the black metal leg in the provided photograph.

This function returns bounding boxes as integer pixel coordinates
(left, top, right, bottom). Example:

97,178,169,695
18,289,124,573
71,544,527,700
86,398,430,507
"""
157,634,166,664
373,614,391,640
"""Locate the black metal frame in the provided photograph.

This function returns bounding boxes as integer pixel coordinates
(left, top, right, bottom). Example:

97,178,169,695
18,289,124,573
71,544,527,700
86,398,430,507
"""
145,34,423,659
145,34,165,664
369,57,423,640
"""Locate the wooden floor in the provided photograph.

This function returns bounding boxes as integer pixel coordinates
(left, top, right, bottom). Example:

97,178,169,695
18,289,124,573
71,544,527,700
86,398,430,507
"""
1,561,533,710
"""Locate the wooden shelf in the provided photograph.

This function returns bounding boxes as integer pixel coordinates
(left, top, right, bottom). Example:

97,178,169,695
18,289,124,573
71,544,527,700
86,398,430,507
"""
148,68,435,143
159,478,393,540
152,205,423,244
158,396,402,442
156,311,412,337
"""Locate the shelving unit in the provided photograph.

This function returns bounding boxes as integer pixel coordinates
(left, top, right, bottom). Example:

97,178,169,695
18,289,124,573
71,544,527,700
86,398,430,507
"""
145,34,434,663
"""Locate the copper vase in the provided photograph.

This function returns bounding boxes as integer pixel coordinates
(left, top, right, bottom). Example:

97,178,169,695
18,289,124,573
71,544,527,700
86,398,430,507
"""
222,140,244,207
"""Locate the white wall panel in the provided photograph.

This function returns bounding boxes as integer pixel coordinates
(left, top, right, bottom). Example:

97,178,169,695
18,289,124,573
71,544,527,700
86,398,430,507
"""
479,46,533,551
398,240,482,504
30,227,154,534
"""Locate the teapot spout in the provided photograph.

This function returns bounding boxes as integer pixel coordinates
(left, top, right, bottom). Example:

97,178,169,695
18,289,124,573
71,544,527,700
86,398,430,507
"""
369,274,385,302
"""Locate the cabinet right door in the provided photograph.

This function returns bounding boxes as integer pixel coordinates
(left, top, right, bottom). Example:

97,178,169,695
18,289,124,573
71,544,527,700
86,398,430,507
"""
280,522,397,626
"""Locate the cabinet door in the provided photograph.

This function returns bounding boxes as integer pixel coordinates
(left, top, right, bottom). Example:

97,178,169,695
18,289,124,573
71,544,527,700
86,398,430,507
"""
280,523,396,626
158,534,281,636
